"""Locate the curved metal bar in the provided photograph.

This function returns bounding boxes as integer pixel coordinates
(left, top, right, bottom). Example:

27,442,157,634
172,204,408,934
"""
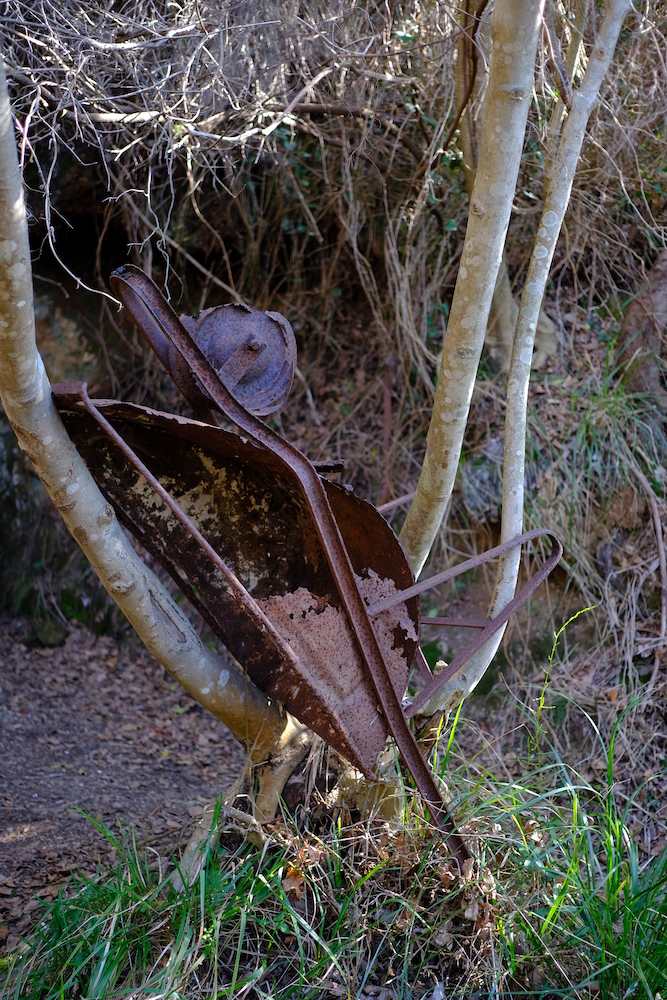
426,617,489,629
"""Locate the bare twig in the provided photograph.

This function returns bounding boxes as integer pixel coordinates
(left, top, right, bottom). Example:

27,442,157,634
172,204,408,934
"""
442,0,491,152
544,0,574,110
121,191,244,303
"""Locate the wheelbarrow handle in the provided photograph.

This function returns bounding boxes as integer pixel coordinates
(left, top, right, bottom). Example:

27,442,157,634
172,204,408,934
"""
367,526,559,616
404,530,563,718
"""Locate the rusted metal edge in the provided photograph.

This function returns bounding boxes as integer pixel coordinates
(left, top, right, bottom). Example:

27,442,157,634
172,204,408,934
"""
52,389,420,775
74,383,383,773
74,382,309,689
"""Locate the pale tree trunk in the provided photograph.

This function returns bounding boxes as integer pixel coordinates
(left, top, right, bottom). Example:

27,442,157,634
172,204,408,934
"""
456,0,558,373
488,0,631,670
415,0,631,715
0,60,311,824
401,0,546,576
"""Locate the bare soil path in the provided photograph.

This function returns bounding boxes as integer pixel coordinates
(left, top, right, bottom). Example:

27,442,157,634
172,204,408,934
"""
0,617,245,954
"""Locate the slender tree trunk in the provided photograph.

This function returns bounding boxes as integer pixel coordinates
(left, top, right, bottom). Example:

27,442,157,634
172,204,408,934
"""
456,0,558,373
421,0,631,712
0,60,310,821
401,0,545,576
496,0,631,589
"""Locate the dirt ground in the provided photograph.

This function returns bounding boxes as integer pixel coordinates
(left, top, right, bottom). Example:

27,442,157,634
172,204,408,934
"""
0,617,246,955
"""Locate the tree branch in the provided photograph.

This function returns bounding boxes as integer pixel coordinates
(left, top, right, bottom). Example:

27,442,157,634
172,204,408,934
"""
543,0,574,111
544,0,588,196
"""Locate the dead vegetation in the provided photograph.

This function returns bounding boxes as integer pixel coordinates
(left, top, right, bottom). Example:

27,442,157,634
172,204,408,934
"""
3,621,667,994
0,0,666,991
1,0,666,825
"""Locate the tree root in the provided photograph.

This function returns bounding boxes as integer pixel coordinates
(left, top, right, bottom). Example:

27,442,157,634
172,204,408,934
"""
171,796,266,891
170,718,313,890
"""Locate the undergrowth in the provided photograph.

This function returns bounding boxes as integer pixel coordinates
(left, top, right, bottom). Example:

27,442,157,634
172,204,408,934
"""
0,0,664,671
3,687,667,1000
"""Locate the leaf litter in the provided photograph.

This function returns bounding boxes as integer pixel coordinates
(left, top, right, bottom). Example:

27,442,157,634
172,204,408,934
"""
0,615,245,955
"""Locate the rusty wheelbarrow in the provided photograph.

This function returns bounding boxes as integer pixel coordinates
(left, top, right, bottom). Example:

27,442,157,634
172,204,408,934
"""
52,265,562,861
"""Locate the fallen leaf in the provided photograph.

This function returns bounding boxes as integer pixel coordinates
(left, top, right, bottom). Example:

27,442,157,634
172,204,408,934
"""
462,858,475,880
437,864,457,888
297,843,323,866
392,907,412,933
433,922,454,948
40,884,68,900
282,866,305,901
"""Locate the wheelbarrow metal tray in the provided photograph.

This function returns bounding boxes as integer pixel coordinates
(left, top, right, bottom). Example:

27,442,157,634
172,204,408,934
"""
54,395,420,774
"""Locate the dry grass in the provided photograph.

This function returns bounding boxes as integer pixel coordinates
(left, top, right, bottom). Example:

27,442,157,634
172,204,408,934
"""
1,4,667,991
3,680,667,997
1,0,666,791
2,0,665,394
2,0,664,487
